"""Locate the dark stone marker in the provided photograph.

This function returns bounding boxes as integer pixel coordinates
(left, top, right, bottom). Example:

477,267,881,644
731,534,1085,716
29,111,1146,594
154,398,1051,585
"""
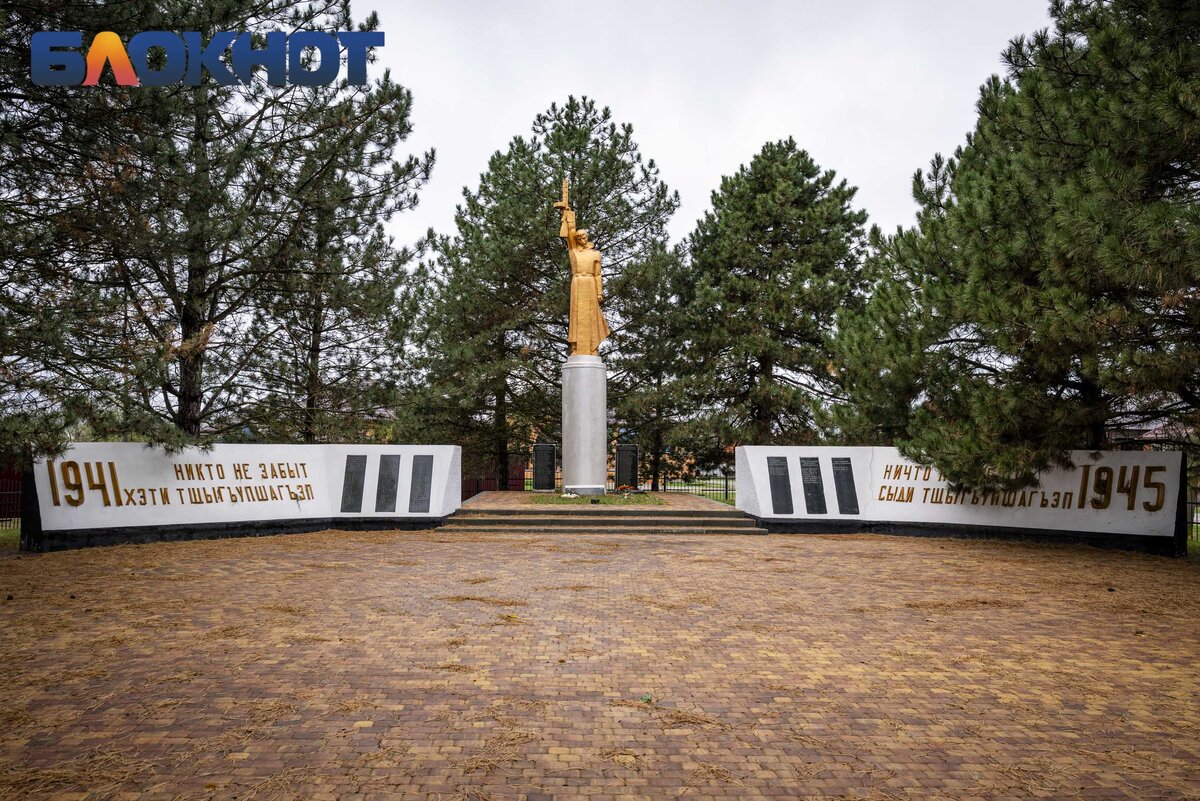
408,454,434,513
533,444,556,491
831,457,860,515
615,444,639,489
375,455,402,513
799,457,828,514
767,456,794,515
340,455,367,513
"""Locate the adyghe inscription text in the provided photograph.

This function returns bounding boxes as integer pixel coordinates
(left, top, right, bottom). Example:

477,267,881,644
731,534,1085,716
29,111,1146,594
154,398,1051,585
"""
876,462,1168,513
43,459,316,509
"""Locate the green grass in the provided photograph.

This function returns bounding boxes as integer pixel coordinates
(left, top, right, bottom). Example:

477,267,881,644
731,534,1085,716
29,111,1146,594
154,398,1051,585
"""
691,491,736,505
525,489,735,506
0,525,18,551
529,493,665,506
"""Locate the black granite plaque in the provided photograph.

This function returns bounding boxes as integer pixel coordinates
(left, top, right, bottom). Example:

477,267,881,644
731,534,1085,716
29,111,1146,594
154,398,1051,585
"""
615,444,638,489
767,456,794,515
340,455,367,513
799,457,827,514
831,457,860,515
408,454,434,513
375,455,402,513
533,444,556,491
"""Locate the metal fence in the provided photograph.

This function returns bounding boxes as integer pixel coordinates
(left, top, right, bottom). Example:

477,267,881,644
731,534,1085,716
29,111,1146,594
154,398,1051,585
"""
1189,501,1199,548
512,467,735,500
0,474,20,530
650,473,735,500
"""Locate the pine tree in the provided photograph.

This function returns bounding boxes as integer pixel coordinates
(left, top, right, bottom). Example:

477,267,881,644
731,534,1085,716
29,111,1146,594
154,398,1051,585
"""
1,1,429,454
832,158,959,447
608,243,691,490
91,2,410,443
837,0,1200,489
410,97,678,486
246,65,433,443
0,0,157,457
681,138,868,455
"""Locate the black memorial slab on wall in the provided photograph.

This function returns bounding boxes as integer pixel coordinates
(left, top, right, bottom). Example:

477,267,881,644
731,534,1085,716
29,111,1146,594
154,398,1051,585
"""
798,457,827,515
616,444,638,489
533,444,556,491
340,455,367,513
766,456,793,515
375,455,402,513
409,454,434,513
831,457,860,515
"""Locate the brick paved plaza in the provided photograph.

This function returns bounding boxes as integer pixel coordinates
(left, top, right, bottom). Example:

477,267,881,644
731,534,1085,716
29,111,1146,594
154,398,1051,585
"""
1,524,1198,800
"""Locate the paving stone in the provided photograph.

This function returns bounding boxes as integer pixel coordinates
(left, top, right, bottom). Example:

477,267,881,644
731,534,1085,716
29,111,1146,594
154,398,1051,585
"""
0,525,1197,800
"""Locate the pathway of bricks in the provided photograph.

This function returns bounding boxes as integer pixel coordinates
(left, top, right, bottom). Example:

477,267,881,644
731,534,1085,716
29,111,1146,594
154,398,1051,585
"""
1,522,1198,800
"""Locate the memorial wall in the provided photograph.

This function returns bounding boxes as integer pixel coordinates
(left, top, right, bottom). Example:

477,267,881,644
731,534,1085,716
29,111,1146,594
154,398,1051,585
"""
736,446,1186,555
23,442,461,551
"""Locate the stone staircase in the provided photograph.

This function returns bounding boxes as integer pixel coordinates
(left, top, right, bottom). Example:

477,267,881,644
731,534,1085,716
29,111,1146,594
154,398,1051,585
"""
437,505,767,536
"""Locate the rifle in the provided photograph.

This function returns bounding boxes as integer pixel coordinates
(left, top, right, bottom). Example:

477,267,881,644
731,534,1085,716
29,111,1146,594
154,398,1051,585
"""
554,178,575,240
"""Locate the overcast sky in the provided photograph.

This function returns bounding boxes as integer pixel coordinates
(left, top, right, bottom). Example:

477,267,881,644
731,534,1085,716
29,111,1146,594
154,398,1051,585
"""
371,0,1052,247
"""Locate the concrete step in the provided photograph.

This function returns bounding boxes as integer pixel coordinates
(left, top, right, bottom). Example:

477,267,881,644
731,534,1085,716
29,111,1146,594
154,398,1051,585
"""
453,507,744,519
434,525,768,536
442,501,763,536
441,515,758,529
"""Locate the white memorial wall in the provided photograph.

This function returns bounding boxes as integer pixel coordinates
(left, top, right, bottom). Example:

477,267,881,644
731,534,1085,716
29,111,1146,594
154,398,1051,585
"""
31,442,461,538
736,446,1183,542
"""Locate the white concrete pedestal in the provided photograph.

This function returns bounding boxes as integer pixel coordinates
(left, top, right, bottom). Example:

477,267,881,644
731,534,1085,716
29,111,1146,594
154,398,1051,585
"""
562,355,607,495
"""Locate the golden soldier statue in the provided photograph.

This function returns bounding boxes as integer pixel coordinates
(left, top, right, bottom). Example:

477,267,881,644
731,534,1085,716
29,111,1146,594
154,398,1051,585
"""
554,179,610,357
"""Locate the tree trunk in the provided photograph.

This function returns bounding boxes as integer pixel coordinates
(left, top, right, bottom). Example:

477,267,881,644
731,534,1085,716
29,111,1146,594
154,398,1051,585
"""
650,427,662,492
493,373,508,490
176,320,204,437
302,300,325,443
751,357,773,443
177,87,212,438
1080,378,1106,449
302,227,330,444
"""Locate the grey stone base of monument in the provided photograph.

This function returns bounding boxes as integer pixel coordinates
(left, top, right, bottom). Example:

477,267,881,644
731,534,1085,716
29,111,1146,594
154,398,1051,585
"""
561,354,607,495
